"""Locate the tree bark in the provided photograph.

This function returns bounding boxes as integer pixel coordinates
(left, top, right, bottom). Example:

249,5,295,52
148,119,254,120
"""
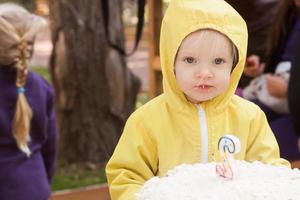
49,0,140,163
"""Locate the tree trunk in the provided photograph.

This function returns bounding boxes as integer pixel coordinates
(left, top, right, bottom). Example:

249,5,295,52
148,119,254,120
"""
49,0,140,163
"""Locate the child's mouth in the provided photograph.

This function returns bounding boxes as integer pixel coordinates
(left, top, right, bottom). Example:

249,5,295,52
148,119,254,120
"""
194,84,213,91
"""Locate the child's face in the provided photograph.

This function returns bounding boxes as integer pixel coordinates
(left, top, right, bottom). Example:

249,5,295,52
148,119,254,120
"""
174,30,234,104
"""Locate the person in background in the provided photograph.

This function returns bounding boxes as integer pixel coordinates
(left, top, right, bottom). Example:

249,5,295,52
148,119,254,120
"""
243,0,300,162
106,0,289,199
0,3,57,200
226,0,279,88
226,0,278,61
289,32,300,153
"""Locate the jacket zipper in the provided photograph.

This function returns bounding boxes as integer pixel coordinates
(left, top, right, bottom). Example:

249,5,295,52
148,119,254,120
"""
198,105,208,163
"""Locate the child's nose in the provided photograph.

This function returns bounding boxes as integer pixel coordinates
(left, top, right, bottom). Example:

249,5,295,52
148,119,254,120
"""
194,65,213,79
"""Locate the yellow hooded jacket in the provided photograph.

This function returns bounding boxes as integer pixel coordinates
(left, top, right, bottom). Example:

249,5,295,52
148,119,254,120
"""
106,0,290,199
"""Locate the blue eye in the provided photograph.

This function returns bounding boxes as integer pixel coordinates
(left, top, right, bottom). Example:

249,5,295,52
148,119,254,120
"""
214,58,225,64
184,57,195,64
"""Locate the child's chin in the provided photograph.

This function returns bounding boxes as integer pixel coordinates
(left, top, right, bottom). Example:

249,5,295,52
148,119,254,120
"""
187,94,216,104
196,95,216,102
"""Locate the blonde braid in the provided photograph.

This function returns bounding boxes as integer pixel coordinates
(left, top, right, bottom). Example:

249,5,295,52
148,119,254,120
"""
0,3,46,156
12,40,33,157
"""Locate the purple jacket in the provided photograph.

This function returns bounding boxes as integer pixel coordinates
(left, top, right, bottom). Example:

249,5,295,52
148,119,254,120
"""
0,66,57,200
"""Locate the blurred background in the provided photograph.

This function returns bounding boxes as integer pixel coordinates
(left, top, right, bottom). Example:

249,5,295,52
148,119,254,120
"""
1,0,300,200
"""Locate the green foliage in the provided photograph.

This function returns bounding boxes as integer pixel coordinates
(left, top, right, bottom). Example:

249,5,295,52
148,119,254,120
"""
136,92,150,109
0,0,35,11
51,162,107,191
31,66,51,83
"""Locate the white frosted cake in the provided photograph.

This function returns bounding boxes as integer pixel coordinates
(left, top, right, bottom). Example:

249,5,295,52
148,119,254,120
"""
137,160,300,200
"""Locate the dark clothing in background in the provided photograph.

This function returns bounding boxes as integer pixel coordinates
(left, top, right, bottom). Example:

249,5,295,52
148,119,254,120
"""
226,0,278,60
254,100,300,161
0,66,57,200
226,0,278,87
271,116,300,161
265,11,300,74
281,17,300,61
289,33,300,136
244,9,300,161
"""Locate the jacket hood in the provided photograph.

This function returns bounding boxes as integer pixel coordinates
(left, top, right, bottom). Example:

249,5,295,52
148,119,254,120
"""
160,0,248,113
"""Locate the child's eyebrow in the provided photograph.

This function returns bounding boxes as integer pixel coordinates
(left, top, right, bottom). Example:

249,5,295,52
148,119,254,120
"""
178,50,197,56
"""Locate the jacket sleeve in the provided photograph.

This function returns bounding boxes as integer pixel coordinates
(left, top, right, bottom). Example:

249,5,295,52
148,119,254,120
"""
42,85,57,183
245,107,290,167
106,113,158,200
